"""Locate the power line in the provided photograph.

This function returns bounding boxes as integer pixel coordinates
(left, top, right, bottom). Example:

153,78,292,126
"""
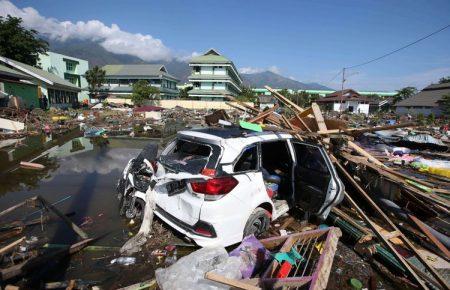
345,23,450,69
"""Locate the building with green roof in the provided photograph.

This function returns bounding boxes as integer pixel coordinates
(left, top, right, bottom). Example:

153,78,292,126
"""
100,64,179,100
0,56,81,109
188,49,243,101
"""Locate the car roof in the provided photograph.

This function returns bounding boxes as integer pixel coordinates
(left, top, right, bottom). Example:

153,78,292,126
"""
178,127,292,141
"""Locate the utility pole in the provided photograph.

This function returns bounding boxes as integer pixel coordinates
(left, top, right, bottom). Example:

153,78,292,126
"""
340,68,346,113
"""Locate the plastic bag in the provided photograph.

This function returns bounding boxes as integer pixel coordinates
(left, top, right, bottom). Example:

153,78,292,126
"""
229,235,271,279
156,246,242,290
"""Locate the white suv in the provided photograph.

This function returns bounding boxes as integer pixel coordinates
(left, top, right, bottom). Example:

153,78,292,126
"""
149,127,344,247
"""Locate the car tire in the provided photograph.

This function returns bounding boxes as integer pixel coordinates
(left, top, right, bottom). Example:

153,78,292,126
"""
243,208,270,238
124,198,145,221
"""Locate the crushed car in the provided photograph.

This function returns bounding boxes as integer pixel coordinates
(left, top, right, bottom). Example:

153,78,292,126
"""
117,127,344,247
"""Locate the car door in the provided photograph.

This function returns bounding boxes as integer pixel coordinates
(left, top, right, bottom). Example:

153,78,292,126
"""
291,141,343,219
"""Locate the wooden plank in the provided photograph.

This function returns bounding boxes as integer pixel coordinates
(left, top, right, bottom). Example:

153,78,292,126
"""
0,196,38,218
331,207,373,237
311,103,327,133
205,272,261,290
1,238,94,281
383,230,401,241
37,196,88,239
409,214,450,260
297,107,313,118
264,86,304,113
248,104,279,123
334,159,449,289
0,237,25,255
347,141,386,168
117,279,157,290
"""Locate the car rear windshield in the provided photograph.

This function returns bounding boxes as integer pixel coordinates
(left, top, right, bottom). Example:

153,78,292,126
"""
159,138,221,174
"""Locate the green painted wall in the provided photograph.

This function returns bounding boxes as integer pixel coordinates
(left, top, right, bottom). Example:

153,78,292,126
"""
4,81,39,108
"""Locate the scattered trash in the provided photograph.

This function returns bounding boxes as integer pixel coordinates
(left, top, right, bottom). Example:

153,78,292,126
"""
110,257,136,266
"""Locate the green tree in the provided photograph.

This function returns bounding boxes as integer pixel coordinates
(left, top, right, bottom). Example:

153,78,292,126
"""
0,16,49,66
131,80,160,106
85,66,106,99
236,85,256,102
439,76,450,84
393,87,417,104
179,87,191,99
427,113,435,125
441,94,450,116
416,113,425,125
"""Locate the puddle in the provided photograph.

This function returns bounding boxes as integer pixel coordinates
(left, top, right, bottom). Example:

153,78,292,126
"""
0,134,179,287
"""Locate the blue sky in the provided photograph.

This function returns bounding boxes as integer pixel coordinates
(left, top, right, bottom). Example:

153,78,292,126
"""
3,0,450,90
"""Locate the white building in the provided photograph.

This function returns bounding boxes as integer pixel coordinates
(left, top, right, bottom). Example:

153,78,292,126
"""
188,49,243,101
38,52,89,103
316,89,370,115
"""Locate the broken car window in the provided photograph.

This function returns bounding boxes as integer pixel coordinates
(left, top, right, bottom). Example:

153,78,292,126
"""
234,145,258,172
159,139,215,174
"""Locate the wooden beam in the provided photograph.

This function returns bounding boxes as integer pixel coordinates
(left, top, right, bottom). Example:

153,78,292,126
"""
334,158,449,289
205,272,261,290
347,141,386,168
409,214,450,260
264,86,305,113
311,103,327,132
37,196,88,239
0,237,25,255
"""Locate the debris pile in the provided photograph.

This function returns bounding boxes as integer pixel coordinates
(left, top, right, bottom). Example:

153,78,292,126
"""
0,85,449,289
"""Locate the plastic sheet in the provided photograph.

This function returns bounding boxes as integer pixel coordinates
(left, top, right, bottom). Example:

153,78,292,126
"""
229,235,271,279
156,246,242,290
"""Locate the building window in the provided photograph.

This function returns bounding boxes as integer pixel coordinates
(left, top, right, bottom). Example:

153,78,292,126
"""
194,66,200,74
65,61,77,72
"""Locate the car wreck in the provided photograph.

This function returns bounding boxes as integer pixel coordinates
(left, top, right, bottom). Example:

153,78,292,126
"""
117,126,344,247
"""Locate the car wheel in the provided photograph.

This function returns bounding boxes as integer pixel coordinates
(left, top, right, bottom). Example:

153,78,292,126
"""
243,208,270,238
125,198,145,221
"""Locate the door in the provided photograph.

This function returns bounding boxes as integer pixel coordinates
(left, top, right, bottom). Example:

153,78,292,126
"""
291,141,343,219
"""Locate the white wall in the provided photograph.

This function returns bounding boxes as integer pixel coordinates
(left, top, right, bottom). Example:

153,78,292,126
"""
214,67,226,75
331,101,369,115
201,82,212,90
214,82,225,90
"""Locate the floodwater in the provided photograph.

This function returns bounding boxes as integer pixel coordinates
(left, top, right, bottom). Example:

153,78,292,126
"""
0,133,179,288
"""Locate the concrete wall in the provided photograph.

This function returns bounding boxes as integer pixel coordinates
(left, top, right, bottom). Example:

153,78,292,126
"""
106,97,253,110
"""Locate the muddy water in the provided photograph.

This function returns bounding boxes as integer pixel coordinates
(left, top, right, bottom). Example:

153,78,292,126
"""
0,135,175,288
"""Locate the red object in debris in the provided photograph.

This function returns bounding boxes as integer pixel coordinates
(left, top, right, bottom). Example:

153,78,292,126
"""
190,176,238,195
276,261,293,278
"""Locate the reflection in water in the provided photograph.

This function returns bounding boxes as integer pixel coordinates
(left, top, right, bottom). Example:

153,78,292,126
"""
0,136,157,286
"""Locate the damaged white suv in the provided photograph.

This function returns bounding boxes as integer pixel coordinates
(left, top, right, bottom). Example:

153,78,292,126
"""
119,127,344,247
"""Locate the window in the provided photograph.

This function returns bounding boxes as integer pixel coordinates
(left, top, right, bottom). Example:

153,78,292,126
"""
234,145,258,172
65,61,76,72
293,143,328,174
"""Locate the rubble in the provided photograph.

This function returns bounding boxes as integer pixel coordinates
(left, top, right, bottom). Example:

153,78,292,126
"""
0,85,448,289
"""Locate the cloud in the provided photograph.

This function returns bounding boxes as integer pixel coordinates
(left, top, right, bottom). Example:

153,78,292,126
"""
239,66,281,74
0,0,190,62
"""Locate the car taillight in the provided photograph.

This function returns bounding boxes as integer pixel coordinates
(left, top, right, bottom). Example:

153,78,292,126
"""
190,176,238,195
193,220,217,237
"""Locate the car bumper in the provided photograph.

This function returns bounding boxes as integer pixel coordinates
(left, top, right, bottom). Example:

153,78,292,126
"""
154,205,224,247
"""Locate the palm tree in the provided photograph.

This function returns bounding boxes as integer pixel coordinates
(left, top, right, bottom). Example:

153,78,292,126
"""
85,66,106,99
393,87,417,104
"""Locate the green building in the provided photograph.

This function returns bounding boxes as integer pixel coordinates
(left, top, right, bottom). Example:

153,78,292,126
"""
188,49,243,101
0,56,81,109
100,64,179,100
38,52,89,103
0,64,38,108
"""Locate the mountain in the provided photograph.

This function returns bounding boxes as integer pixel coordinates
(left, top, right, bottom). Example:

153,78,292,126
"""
242,71,333,90
47,39,332,90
